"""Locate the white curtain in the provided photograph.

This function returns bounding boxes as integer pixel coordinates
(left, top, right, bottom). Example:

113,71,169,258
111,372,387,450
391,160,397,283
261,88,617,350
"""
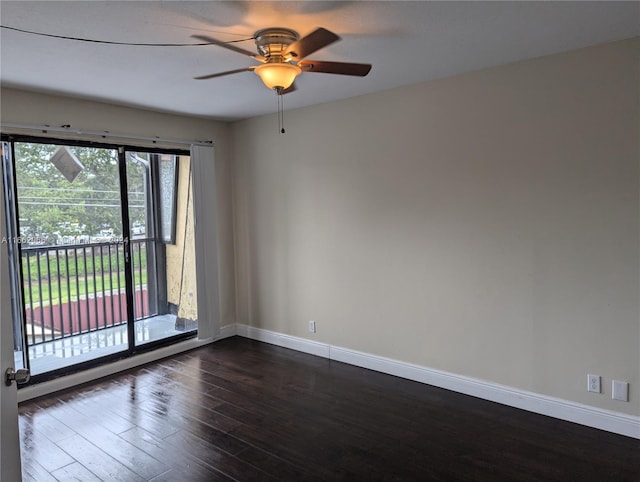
190,144,220,340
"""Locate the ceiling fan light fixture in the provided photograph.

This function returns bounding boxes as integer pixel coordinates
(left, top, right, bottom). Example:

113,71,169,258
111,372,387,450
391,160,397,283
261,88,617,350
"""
254,63,301,90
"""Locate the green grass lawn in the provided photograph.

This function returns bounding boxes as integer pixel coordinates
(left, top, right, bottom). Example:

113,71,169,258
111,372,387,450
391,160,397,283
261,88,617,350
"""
23,270,148,306
22,247,148,306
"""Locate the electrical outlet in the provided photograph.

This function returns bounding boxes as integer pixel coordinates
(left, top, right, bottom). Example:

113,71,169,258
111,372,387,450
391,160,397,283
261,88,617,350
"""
308,320,316,333
612,380,629,402
587,374,600,393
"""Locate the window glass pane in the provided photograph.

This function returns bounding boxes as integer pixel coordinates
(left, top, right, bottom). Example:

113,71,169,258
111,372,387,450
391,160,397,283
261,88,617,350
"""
125,152,149,239
13,142,128,375
126,152,197,346
158,155,178,244
126,152,156,326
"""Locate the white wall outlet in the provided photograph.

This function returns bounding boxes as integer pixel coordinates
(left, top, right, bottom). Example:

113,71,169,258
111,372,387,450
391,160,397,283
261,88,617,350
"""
308,320,316,333
587,374,600,393
612,380,629,402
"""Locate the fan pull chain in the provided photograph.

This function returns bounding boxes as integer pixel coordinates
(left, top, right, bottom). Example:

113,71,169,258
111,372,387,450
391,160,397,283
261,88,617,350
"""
277,90,286,134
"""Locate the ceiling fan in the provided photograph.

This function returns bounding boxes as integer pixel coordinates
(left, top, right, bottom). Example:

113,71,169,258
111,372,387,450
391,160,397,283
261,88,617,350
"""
192,27,372,94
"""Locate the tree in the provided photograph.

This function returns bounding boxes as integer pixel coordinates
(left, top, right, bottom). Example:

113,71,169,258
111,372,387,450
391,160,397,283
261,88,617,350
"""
14,142,147,242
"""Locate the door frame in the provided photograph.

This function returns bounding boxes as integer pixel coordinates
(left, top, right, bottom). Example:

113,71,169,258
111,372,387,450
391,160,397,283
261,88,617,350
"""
1,141,22,481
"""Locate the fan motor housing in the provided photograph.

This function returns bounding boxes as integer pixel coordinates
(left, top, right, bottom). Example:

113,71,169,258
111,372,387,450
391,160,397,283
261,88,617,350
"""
254,28,299,59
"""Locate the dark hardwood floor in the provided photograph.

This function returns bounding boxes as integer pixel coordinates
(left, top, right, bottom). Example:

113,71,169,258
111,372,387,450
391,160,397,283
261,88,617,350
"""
19,336,640,481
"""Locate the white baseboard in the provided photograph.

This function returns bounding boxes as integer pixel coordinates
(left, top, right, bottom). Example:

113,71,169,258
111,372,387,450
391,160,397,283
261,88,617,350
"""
218,323,238,339
235,324,640,439
237,324,330,357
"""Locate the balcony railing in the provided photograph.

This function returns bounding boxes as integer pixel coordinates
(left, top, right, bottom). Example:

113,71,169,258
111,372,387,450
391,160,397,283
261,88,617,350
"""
21,238,153,346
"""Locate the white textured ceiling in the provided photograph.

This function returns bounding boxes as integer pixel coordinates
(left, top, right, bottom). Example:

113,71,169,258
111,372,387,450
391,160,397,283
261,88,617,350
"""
1,1,638,121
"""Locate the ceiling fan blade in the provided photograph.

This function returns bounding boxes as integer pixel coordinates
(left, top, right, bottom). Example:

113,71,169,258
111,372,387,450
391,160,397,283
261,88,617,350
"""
284,28,340,60
194,67,255,80
192,34,262,59
298,60,372,76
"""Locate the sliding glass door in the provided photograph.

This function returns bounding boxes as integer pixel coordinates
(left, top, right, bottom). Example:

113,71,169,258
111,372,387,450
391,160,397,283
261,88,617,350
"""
10,142,131,375
125,151,198,346
2,138,197,382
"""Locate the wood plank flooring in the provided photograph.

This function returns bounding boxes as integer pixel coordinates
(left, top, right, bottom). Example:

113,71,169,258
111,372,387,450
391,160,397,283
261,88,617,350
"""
19,336,640,481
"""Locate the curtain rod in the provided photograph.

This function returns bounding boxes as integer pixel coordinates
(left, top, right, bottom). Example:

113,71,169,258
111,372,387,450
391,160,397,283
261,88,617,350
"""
0,123,213,147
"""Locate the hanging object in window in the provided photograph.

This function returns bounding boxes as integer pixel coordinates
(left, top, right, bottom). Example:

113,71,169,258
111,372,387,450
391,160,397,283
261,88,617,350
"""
49,146,84,182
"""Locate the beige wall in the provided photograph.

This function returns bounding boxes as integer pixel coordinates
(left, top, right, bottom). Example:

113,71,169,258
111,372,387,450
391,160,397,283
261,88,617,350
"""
232,39,640,415
0,89,237,328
